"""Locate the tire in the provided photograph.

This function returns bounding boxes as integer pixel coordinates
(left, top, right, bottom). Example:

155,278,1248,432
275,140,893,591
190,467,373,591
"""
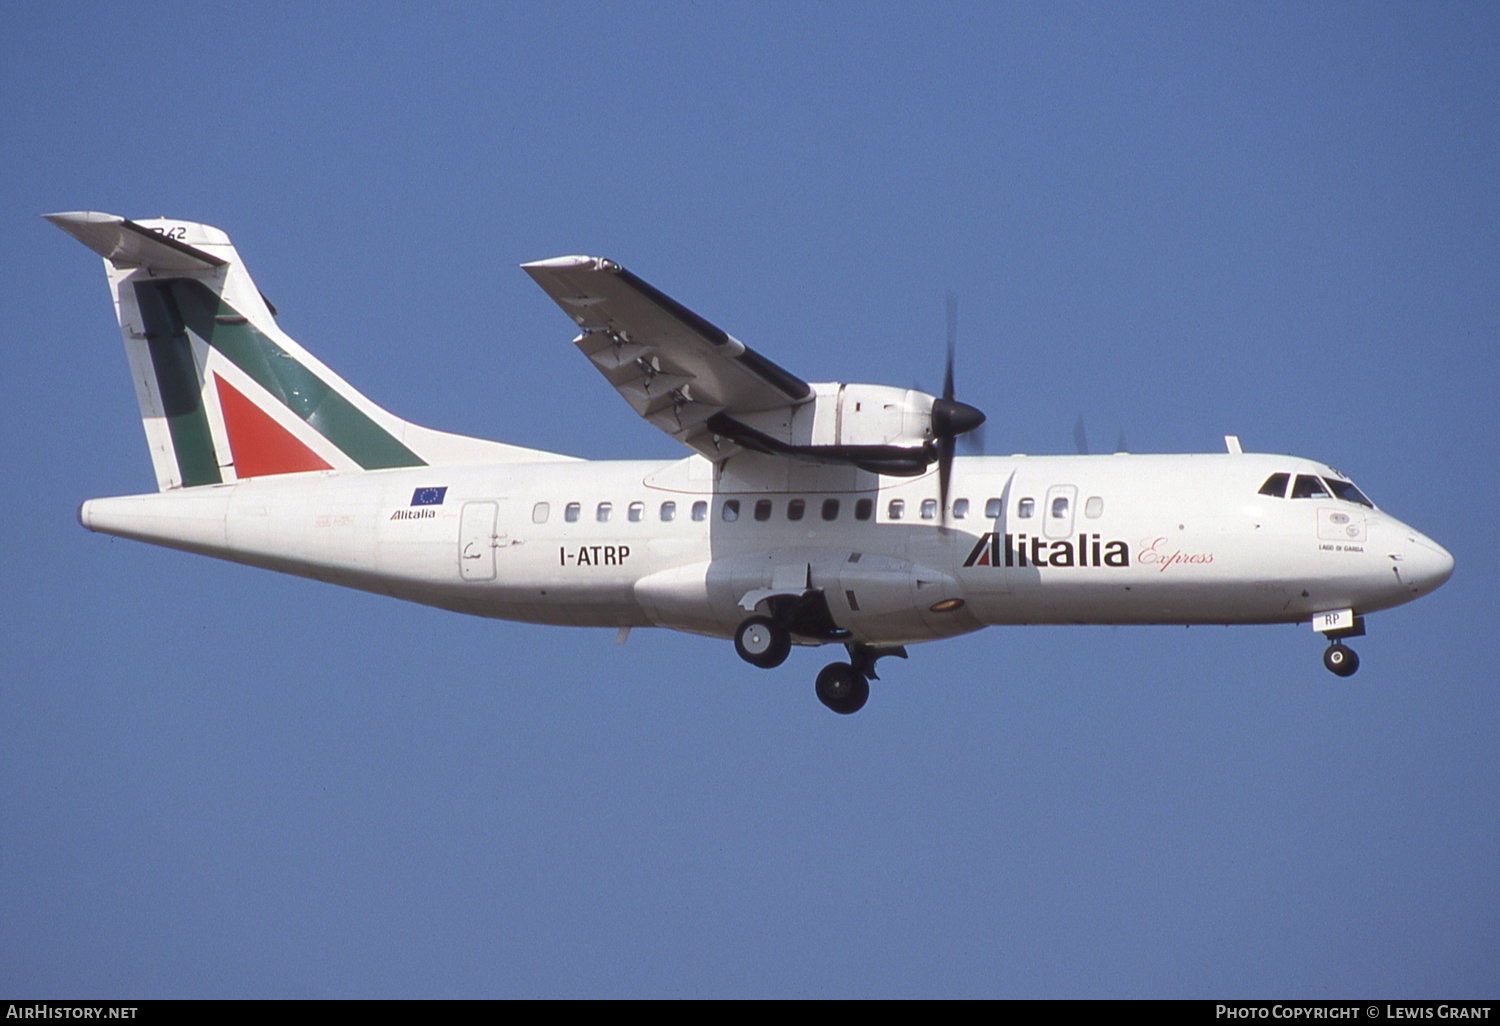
815,662,870,714
1323,643,1360,677
734,616,790,669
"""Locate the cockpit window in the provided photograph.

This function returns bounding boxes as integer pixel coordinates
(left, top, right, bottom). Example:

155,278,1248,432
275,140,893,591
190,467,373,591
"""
1290,474,1331,499
1258,473,1290,498
1323,478,1374,508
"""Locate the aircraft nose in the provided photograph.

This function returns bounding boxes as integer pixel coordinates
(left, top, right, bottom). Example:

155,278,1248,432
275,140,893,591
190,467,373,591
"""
1401,532,1454,594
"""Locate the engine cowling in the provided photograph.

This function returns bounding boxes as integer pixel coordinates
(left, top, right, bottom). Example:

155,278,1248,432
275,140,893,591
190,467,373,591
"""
713,382,982,476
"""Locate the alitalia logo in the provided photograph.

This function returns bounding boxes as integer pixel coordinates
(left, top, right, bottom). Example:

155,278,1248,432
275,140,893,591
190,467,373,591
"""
964,532,1130,569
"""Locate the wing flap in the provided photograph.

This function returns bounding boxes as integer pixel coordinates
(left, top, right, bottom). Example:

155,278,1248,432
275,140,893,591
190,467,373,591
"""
524,256,811,461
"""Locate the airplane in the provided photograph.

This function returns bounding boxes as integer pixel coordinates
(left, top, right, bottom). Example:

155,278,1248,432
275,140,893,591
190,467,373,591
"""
48,211,1454,714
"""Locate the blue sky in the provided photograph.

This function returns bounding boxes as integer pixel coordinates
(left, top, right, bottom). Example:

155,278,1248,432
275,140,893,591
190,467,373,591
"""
2,1,1496,998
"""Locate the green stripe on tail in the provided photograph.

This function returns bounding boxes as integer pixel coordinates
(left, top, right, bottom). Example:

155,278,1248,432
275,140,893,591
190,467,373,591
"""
132,282,224,486
138,280,426,472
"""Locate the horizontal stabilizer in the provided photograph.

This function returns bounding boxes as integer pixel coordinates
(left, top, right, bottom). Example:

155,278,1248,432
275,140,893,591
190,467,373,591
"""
43,211,227,272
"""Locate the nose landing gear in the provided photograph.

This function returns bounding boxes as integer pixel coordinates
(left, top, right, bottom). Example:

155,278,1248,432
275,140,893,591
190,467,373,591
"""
1314,611,1365,678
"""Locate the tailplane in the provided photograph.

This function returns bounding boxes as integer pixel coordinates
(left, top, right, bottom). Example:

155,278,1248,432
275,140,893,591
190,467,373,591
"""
48,212,571,491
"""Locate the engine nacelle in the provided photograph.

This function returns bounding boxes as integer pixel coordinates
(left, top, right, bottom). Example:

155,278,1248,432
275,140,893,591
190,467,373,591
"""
807,383,934,448
725,382,939,475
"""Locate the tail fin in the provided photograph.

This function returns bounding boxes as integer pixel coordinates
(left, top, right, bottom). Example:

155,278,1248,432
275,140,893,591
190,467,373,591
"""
47,212,570,491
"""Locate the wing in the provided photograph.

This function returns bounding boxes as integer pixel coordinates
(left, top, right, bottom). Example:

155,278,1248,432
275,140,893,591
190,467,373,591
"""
523,256,812,461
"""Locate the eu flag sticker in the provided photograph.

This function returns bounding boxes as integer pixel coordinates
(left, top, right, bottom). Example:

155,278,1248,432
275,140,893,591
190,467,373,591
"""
411,487,448,507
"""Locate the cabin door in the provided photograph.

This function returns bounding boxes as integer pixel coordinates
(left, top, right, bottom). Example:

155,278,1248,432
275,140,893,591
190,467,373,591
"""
459,501,505,581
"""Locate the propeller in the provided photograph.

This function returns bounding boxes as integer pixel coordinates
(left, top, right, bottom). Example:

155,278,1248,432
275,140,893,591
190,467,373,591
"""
1073,415,1129,455
931,291,986,524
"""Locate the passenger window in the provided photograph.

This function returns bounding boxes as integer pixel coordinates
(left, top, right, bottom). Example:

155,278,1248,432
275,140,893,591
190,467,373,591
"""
984,498,1002,519
920,498,937,520
952,498,970,520
564,502,580,523
722,499,740,522
596,501,613,522
628,501,644,522
1018,498,1034,518
1291,475,1330,499
1323,478,1374,508
532,502,550,524
691,501,708,522
1084,496,1103,519
888,498,905,521
1258,473,1290,498
822,498,840,521
660,501,677,522
855,498,873,521
1051,496,1069,518
754,499,773,522
787,498,806,521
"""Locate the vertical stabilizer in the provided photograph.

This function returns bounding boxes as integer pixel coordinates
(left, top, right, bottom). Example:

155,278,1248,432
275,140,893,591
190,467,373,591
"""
48,212,572,491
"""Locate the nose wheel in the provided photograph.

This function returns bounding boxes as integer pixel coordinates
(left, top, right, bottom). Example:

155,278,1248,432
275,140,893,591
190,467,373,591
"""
1315,612,1365,678
1323,642,1359,677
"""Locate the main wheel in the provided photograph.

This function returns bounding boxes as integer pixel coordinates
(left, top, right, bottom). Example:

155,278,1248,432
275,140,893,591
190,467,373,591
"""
1323,643,1360,677
734,616,791,669
815,662,870,715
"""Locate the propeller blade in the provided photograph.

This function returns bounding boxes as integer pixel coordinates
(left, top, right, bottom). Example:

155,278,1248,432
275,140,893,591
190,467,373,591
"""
937,433,955,526
1073,414,1089,455
932,289,986,527
944,291,958,401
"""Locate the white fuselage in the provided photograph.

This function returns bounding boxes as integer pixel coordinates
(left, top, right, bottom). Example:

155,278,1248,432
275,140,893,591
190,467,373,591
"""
79,451,1453,650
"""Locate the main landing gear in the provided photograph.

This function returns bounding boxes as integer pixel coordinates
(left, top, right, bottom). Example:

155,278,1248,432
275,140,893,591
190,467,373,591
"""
733,615,906,714
733,616,791,669
815,662,869,715
812,644,905,714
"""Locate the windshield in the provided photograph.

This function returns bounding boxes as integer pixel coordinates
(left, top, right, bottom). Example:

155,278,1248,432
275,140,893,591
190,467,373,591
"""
1259,471,1375,508
1291,474,1330,499
1323,477,1374,508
